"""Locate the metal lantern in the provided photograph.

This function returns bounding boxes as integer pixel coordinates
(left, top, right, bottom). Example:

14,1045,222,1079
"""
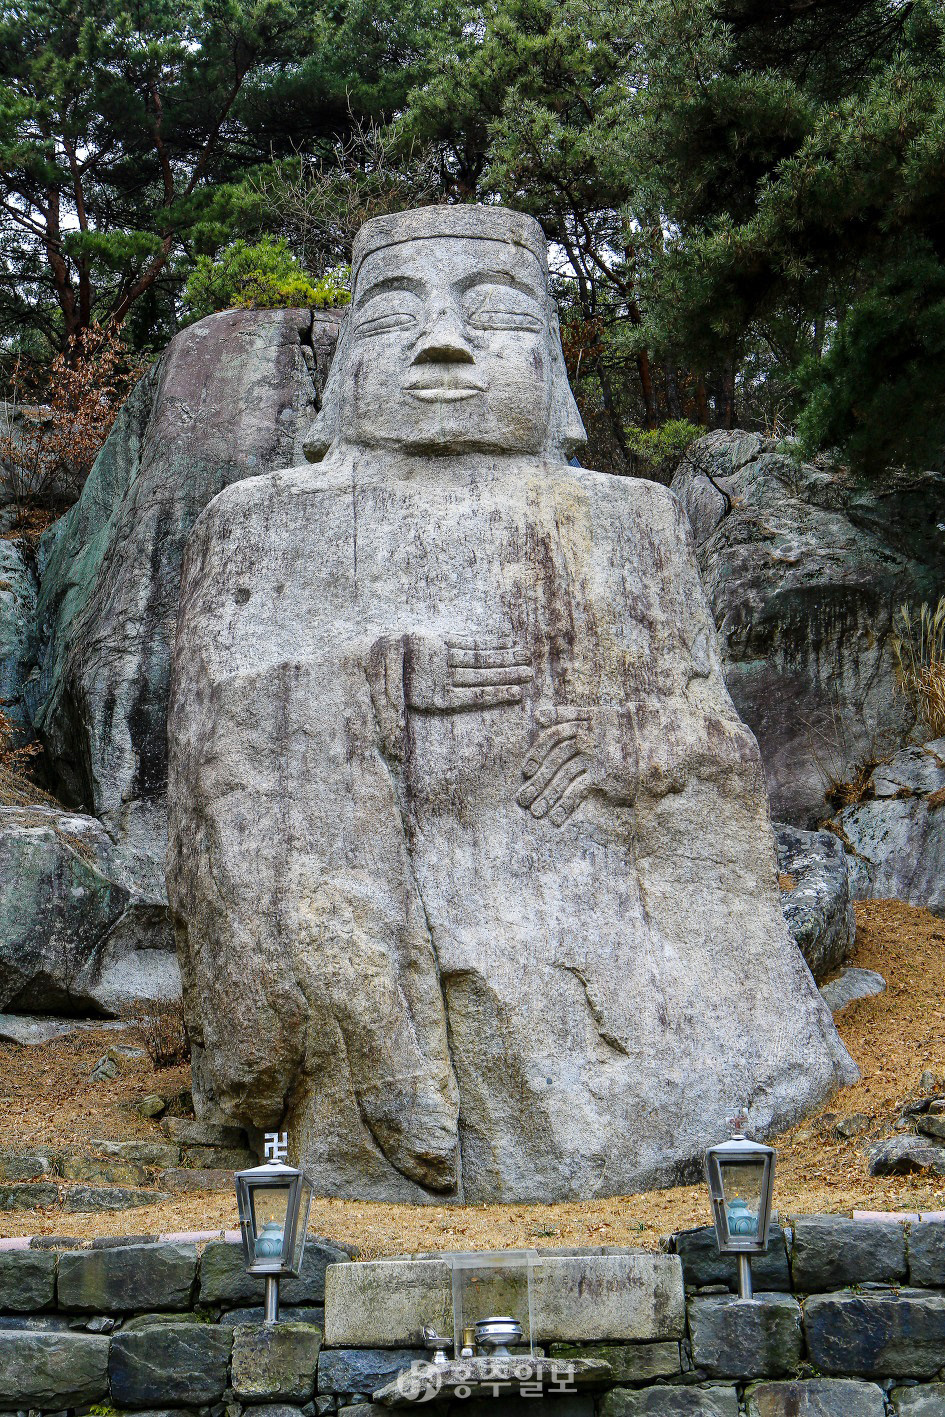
235,1133,314,1321
705,1111,776,1301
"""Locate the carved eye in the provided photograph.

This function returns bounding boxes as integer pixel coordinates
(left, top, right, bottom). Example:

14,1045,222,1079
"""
468,308,544,332
464,285,544,333
355,309,418,337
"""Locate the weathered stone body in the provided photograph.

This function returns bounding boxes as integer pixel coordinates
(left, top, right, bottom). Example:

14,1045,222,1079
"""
168,206,854,1202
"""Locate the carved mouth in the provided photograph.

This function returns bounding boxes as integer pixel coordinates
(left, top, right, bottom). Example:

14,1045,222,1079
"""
407,387,482,402
403,373,486,403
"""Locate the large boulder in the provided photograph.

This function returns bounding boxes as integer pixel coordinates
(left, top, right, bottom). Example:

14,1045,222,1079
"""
828,739,945,914
0,804,180,1014
671,432,945,825
0,537,37,741
775,823,856,980
31,308,339,905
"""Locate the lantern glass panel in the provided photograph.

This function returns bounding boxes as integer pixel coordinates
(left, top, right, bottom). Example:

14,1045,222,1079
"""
719,1159,766,1243
290,1174,314,1275
250,1181,291,1263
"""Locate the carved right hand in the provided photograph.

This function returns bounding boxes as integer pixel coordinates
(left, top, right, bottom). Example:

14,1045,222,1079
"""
404,634,533,713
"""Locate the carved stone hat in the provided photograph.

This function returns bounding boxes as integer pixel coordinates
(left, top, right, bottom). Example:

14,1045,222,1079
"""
351,205,550,281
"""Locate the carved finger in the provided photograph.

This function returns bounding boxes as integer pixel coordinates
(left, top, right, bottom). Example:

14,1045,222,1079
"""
536,705,591,729
451,665,533,688
446,636,515,652
522,722,579,775
528,755,590,819
549,772,593,826
445,684,523,710
517,741,581,806
448,647,531,669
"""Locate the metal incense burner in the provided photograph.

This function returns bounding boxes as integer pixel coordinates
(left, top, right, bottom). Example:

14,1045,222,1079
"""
474,1316,524,1355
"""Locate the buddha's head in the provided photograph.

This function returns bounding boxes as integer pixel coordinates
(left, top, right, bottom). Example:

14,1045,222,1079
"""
306,206,586,461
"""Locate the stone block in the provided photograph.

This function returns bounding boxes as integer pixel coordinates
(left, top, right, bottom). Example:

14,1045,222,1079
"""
109,1322,233,1405
324,1259,451,1347
0,1249,55,1310
446,1401,594,1417
909,1222,945,1286
89,1138,181,1166
213,1238,353,1311
688,1293,802,1378
790,1215,907,1291
0,1148,54,1181
182,1143,257,1168
535,1254,686,1342
0,1314,72,1331
599,1387,739,1416
161,1115,248,1147
62,1182,169,1210
249,1407,309,1417
232,1321,322,1400
0,1330,109,1406
324,1254,685,1349
219,1304,324,1326
318,1348,425,1395
672,1225,791,1292
891,1383,945,1413
745,1379,886,1415
57,1151,154,1185
200,1238,348,1307
805,1291,945,1376
57,1241,197,1312
548,1342,682,1382
0,1180,60,1208
120,1310,204,1329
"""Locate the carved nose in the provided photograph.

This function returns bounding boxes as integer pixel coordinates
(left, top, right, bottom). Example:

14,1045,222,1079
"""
412,310,475,365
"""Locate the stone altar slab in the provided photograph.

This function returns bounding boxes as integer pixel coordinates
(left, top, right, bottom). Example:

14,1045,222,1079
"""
167,205,856,1203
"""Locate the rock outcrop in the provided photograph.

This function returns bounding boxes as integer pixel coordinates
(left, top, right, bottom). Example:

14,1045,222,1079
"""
0,538,37,741
0,805,180,1015
828,739,945,915
775,823,856,980
671,432,945,825
168,206,855,1204
31,308,338,905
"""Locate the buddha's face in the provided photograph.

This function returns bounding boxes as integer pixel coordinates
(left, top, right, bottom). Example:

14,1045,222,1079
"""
343,235,553,454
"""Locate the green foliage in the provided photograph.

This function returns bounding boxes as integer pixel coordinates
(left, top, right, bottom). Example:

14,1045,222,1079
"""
398,0,945,472
1,0,942,475
621,421,704,482
183,238,349,317
0,0,414,352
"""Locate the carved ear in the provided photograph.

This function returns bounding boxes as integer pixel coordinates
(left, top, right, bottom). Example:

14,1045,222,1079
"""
545,304,587,462
303,309,350,462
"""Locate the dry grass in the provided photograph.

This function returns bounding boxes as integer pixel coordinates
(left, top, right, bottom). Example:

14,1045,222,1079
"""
893,597,945,738
1,900,943,1250
118,996,190,1070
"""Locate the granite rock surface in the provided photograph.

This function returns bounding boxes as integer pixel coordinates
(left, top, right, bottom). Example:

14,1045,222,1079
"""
671,432,945,825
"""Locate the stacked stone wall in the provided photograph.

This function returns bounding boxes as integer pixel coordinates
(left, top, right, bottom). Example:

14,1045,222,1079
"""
0,1219,941,1415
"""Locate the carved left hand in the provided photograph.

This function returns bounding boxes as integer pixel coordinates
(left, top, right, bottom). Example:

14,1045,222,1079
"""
517,706,637,826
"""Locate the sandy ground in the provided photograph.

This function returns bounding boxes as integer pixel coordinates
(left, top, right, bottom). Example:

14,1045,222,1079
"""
1,899,943,1254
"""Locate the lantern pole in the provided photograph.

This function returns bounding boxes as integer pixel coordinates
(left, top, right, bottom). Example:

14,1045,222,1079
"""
265,1274,280,1323
736,1253,753,1303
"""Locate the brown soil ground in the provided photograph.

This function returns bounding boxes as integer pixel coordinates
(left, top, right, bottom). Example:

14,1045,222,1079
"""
2,899,943,1255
